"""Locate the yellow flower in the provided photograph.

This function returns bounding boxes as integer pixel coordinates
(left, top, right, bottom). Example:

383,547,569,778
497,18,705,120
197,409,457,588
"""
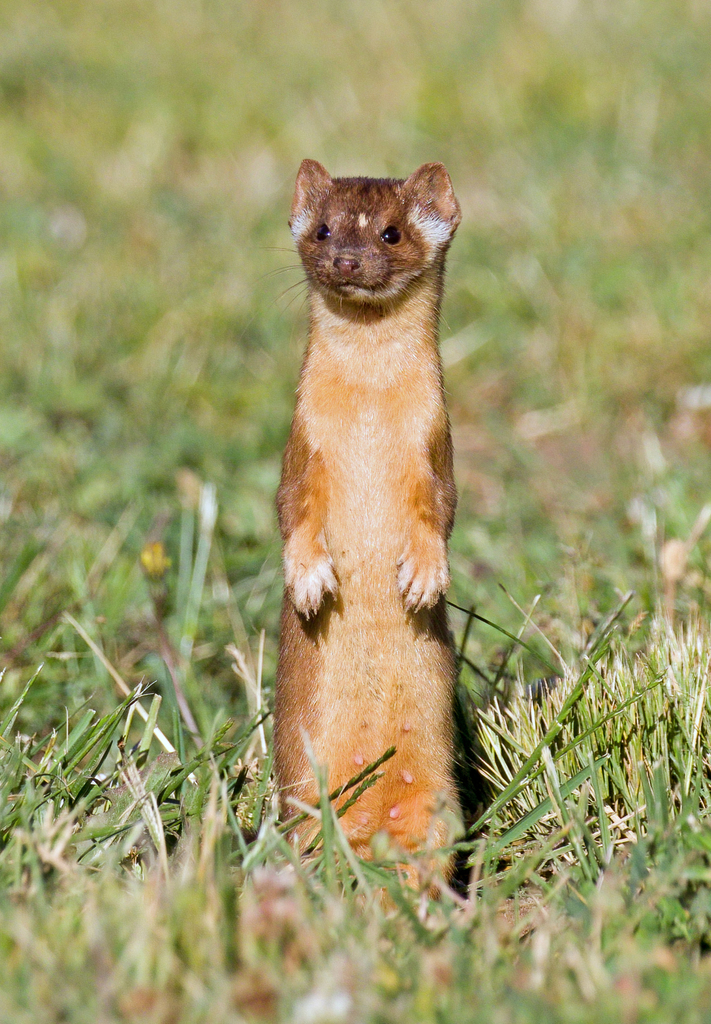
140,541,172,580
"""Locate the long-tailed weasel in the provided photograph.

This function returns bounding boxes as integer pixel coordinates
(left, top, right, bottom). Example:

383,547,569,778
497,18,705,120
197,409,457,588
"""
274,159,461,872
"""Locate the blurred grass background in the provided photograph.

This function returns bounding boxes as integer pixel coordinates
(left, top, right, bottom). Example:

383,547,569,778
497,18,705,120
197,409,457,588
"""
2,0,711,733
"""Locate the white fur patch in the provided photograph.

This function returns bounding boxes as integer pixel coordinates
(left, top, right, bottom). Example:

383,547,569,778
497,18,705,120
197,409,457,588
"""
397,545,450,612
408,207,452,248
290,208,311,242
285,547,338,617
357,213,368,228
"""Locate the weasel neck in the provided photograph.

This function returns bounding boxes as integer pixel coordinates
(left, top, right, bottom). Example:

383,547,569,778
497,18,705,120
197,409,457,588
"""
307,269,444,364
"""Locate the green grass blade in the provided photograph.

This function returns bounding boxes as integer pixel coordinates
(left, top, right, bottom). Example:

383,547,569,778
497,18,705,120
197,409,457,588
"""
0,666,42,738
447,601,560,677
486,754,610,857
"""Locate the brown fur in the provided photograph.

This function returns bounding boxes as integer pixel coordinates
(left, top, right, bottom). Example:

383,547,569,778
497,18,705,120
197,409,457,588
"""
275,160,462,872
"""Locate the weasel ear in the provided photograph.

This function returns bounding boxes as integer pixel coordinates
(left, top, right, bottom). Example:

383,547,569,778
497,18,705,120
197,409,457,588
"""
290,159,332,238
402,162,461,246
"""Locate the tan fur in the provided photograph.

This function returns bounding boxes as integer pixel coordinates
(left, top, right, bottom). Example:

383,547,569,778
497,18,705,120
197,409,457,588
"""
275,162,461,873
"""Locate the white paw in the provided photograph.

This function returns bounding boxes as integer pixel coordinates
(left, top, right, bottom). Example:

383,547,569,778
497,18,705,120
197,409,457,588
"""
397,546,450,612
285,547,338,618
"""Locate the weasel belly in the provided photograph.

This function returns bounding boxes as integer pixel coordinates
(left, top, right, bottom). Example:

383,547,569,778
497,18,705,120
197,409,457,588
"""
318,455,452,777
275,402,457,837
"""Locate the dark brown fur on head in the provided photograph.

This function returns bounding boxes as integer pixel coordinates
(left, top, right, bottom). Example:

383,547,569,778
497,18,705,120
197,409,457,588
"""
290,160,461,305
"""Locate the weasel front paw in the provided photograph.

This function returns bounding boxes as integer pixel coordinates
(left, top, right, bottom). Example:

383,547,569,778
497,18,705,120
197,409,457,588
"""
397,538,450,612
284,541,338,618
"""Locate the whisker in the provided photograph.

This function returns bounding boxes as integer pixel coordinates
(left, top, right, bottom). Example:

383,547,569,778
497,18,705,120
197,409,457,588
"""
279,281,310,313
256,265,303,284
285,287,310,320
293,290,310,319
276,277,308,301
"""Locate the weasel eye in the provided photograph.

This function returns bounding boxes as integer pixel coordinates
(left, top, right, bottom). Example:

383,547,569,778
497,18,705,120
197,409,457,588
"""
315,224,330,241
381,225,401,245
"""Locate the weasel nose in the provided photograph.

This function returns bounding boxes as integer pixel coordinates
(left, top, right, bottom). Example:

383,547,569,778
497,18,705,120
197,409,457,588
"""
333,256,360,276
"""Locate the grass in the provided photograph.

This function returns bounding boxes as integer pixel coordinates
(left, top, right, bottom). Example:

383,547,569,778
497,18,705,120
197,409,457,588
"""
3,0,711,1019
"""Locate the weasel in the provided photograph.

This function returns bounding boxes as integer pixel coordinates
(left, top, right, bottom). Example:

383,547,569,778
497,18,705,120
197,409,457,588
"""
274,159,462,873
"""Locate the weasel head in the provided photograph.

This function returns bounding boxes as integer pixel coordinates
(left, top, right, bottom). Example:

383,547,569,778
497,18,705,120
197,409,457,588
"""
289,160,461,305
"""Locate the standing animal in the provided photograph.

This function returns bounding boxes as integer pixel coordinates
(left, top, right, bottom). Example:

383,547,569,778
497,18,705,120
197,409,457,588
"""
274,159,461,875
